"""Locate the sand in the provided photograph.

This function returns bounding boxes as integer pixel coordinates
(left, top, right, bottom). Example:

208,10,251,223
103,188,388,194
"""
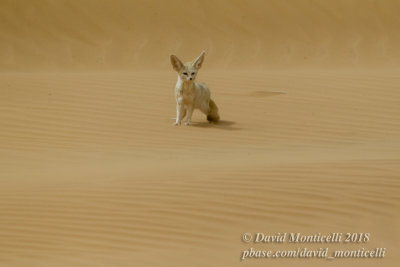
1,1,400,266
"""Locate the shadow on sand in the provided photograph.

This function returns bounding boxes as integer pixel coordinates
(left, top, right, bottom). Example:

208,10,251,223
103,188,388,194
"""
191,120,241,130
248,90,287,97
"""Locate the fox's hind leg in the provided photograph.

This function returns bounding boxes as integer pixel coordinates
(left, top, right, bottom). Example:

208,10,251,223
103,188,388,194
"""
182,108,186,119
206,99,220,123
199,102,209,117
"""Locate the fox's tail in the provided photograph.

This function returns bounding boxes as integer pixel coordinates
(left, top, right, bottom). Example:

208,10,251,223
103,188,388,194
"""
207,99,220,123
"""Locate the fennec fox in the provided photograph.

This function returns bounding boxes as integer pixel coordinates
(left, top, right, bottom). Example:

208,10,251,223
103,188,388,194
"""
170,51,220,126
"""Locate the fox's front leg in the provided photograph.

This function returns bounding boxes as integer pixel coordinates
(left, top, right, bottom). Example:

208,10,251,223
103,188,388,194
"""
185,105,194,126
174,103,184,125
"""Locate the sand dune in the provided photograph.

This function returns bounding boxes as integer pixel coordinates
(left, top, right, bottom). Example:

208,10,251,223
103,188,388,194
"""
1,0,400,70
1,70,399,266
1,1,400,267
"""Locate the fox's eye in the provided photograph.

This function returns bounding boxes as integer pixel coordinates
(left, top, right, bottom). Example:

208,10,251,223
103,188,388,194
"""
191,72,195,75
183,72,188,75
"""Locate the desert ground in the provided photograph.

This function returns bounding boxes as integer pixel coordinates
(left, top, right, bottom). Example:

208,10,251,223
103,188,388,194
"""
0,1,400,266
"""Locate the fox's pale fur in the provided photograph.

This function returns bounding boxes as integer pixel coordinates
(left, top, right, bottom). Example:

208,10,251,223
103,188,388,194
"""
170,51,219,126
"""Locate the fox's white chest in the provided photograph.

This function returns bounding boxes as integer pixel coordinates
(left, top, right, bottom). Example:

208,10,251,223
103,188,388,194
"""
175,80,195,104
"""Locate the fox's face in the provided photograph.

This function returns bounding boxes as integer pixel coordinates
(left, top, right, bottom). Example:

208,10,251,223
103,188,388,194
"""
170,51,205,82
178,65,198,81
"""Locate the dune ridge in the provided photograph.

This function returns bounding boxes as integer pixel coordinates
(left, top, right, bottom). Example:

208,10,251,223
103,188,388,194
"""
1,0,400,70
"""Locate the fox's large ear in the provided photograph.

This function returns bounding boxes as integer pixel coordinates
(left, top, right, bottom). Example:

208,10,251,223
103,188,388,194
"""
170,55,183,72
192,50,205,69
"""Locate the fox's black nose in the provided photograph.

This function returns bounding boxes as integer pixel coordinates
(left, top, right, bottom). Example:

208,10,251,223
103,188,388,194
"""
190,78,193,80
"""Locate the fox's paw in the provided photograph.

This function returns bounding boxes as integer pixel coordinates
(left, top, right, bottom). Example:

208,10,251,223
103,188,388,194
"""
185,122,191,126
173,122,181,126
